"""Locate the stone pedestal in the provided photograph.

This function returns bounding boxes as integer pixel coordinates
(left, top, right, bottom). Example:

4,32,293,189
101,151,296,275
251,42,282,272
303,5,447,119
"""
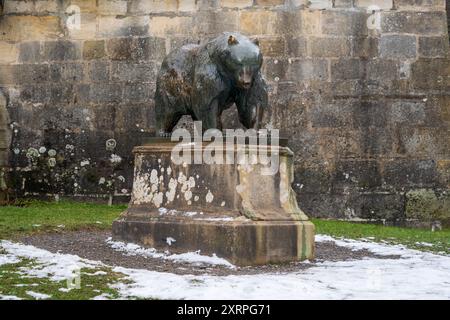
112,138,315,266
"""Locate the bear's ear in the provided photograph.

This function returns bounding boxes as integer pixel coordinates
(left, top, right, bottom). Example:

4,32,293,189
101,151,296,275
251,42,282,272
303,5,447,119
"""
252,38,260,46
228,35,239,46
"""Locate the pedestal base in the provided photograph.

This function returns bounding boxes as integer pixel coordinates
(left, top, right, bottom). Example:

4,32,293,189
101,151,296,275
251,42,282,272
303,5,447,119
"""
112,139,315,266
112,214,314,266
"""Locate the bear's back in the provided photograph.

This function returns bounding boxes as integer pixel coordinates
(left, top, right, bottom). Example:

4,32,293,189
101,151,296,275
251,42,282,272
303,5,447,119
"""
159,43,200,77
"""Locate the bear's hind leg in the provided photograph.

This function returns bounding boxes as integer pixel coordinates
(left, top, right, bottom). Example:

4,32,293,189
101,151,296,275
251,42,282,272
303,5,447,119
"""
156,112,183,137
197,100,222,132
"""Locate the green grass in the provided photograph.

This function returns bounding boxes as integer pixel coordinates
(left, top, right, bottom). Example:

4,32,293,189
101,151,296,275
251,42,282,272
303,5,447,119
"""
0,201,448,300
0,200,448,254
0,258,128,300
312,218,450,254
0,200,126,240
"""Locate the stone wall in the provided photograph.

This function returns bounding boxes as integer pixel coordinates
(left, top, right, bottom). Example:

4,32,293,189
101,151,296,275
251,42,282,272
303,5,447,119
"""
0,0,449,224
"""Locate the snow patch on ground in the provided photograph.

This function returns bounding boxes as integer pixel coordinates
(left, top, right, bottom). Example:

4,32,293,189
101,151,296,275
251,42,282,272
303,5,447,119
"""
111,235,450,299
315,234,447,258
0,252,20,265
0,294,22,300
1,235,450,299
25,291,51,300
0,240,98,282
105,238,235,268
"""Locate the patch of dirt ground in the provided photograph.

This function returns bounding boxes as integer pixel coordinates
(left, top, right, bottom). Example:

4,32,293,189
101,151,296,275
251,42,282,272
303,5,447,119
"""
20,230,401,276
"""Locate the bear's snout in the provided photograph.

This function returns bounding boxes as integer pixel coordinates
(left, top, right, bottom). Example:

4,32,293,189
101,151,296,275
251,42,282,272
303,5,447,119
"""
238,67,253,89
239,80,252,90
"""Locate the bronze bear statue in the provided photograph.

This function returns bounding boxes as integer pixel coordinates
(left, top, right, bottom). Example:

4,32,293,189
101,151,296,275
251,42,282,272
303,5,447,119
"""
154,32,268,135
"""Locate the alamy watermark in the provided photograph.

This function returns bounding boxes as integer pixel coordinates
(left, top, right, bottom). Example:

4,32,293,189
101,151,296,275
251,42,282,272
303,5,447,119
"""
170,122,280,175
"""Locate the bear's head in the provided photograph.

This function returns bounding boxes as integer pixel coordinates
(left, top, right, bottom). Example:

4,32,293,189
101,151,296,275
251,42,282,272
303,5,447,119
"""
215,33,263,90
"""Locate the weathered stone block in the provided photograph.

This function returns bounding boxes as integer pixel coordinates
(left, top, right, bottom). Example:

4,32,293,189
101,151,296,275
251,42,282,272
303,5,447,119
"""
255,0,286,5
382,11,447,34
74,84,91,104
380,35,417,59
3,0,34,14
68,0,97,13
393,0,445,9
309,102,355,128
132,37,166,61
310,37,351,57
177,0,198,12
129,0,178,13
274,10,303,35
34,0,59,13
295,161,332,193
0,16,62,41
169,36,201,52
390,101,426,125
83,40,106,60
194,10,240,36
287,59,328,81
360,127,395,156
240,10,279,35
0,66,16,85
113,217,315,266
49,63,85,83
285,0,308,7
98,16,150,38
296,193,348,219
106,38,133,61
89,84,123,103
410,58,450,90
321,11,368,36
353,101,389,128
220,0,253,8
355,0,393,9
395,127,444,158
48,84,75,104
300,10,321,34
333,129,364,158
0,42,18,64
437,95,450,123
418,36,449,57
258,37,285,57
383,159,438,188
98,0,128,15
67,13,97,40
366,59,400,80
114,103,154,133
437,160,450,188
352,37,379,58
18,41,41,63
111,62,155,82
308,0,333,9
262,58,288,82
19,85,50,103
358,193,405,221
87,61,110,82
334,0,354,7
149,16,193,36
330,79,363,97
331,59,363,80
123,83,153,103
16,64,50,84
286,36,307,57
43,40,81,61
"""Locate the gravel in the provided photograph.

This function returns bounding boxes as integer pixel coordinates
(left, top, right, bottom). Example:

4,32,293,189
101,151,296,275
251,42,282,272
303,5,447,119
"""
20,230,400,276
